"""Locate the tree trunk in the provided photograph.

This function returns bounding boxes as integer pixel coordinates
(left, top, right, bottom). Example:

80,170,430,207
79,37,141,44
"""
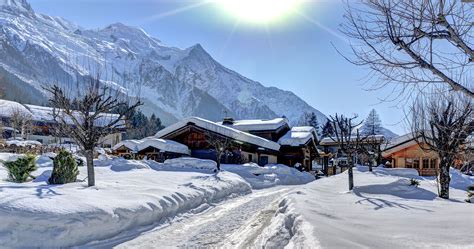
348,154,354,190
85,149,95,187
368,155,373,172
216,152,221,171
439,158,451,199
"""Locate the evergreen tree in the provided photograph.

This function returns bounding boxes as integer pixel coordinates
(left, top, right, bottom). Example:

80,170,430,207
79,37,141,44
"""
321,120,335,138
362,109,382,135
302,112,320,136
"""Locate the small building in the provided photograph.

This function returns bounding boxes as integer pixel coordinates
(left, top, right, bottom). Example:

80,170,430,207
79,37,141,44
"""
319,135,386,175
113,137,190,162
0,99,125,147
155,117,281,166
382,133,439,176
277,126,319,171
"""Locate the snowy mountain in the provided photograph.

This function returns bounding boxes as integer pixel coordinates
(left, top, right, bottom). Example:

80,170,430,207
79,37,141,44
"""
0,0,326,125
353,122,399,140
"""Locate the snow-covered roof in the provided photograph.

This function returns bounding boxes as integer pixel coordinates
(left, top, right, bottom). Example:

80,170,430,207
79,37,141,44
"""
382,132,420,156
218,118,289,132
0,99,125,128
156,117,281,151
113,137,190,155
320,135,385,146
0,99,31,117
6,140,42,147
278,126,318,146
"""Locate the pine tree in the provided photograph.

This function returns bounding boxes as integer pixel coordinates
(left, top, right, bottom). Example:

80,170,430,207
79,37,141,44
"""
362,109,382,135
48,150,79,185
321,120,335,138
302,112,320,136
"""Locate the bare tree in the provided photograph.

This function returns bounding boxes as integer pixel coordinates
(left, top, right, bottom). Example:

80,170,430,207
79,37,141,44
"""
329,114,365,190
46,82,141,187
411,93,473,199
341,0,473,99
205,131,234,171
10,107,32,139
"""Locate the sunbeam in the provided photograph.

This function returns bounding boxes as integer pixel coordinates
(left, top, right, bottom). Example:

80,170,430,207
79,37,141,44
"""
139,0,213,24
294,9,348,43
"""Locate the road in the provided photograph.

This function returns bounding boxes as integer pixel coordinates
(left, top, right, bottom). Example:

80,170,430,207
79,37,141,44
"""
110,187,291,248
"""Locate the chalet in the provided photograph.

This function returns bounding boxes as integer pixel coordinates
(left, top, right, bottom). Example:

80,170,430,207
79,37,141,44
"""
382,133,439,176
0,99,125,147
277,126,319,171
319,135,385,175
155,117,319,170
113,137,190,162
155,117,281,166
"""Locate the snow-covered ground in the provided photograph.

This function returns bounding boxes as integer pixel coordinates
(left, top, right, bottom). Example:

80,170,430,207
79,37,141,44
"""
0,154,314,248
279,166,474,248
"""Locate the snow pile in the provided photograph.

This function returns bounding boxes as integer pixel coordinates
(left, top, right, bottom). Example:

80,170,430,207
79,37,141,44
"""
218,118,288,132
160,157,218,171
0,156,252,247
281,166,474,248
222,163,315,189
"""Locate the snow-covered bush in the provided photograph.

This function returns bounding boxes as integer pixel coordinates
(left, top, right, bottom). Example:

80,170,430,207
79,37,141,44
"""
3,154,37,183
48,150,79,185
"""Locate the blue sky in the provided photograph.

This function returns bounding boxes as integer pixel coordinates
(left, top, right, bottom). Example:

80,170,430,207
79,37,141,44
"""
28,0,407,134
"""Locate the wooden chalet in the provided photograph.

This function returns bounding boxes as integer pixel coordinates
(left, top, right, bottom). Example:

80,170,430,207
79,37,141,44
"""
156,117,319,171
277,126,319,171
155,117,281,166
382,133,439,176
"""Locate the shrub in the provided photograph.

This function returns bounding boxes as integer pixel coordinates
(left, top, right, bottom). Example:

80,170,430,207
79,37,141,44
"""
466,185,474,203
48,150,79,185
4,154,37,183
410,178,420,187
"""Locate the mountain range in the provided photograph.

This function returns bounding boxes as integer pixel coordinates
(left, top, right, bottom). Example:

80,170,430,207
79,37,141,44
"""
0,0,327,126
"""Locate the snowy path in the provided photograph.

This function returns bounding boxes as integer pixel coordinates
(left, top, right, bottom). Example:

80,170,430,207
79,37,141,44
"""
110,187,290,248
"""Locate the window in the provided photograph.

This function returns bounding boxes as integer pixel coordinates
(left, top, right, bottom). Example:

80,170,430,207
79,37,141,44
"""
248,154,253,162
430,159,437,169
405,158,413,168
413,159,420,169
422,158,430,169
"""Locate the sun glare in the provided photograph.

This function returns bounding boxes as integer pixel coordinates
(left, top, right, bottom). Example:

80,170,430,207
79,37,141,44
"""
217,0,301,24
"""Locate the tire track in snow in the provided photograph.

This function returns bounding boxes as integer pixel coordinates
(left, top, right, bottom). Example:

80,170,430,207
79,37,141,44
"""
114,187,291,248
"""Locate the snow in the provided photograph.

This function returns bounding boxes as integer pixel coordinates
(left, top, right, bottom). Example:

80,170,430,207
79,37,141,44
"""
278,166,474,248
278,126,318,146
218,118,289,132
0,154,315,247
0,154,252,247
155,117,281,151
6,139,42,147
113,137,190,155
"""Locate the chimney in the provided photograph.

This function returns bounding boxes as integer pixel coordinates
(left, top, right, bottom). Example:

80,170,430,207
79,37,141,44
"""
222,117,234,125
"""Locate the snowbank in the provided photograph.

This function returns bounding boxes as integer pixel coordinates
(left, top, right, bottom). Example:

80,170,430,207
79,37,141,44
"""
280,166,474,248
222,163,315,189
0,157,252,247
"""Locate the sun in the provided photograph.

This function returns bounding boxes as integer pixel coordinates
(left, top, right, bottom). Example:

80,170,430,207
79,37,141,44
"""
217,0,301,24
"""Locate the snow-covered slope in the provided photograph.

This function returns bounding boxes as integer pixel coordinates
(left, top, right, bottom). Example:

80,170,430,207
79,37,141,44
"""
0,0,326,125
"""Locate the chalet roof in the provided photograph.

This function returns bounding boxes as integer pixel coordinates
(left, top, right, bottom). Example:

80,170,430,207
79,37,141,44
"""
217,118,289,132
0,99,125,128
113,137,190,155
382,132,421,156
278,126,318,147
320,135,385,146
155,117,281,151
